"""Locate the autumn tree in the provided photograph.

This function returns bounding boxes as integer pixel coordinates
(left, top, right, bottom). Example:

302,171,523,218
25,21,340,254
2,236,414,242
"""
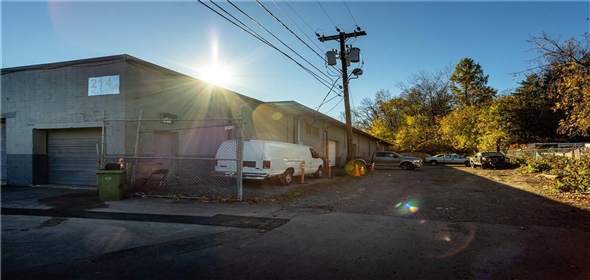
348,90,405,144
528,32,590,136
475,99,518,151
397,67,455,126
450,58,497,107
365,118,394,144
439,105,479,153
350,101,376,131
394,113,452,152
348,90,392,131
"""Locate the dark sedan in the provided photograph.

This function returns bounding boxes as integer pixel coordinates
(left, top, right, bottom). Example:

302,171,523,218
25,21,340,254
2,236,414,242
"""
470,152,508,169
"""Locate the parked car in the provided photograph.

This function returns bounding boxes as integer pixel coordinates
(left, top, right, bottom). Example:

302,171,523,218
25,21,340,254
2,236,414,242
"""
361,151,422,170
470,152,508,169
424,153,470,166
213,140,324,185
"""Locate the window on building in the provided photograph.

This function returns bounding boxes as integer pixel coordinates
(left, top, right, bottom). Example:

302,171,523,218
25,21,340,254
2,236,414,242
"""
306,124,319,137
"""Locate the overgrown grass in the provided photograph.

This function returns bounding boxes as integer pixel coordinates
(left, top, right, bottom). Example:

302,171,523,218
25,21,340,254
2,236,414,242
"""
513,149,590,193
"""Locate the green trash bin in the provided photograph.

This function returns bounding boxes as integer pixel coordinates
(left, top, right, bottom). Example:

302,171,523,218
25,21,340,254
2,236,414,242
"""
95,170,127,201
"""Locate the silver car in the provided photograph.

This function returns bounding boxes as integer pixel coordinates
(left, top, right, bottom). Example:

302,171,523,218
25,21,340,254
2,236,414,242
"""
371,151,422,170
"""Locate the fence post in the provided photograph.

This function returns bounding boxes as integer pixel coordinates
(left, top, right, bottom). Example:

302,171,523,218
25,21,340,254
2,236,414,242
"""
130,111,143,188
237,107,244,201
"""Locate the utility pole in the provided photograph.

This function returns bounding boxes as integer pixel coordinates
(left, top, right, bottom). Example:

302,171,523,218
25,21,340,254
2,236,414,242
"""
319,30,367,163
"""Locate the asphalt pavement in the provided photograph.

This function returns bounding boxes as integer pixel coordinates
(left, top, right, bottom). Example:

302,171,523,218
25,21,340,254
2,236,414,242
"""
2,169,589,280
1,174,343,278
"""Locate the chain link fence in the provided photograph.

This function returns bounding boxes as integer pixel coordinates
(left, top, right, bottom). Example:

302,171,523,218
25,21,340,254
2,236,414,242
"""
102,117,243,199
506,147,585,160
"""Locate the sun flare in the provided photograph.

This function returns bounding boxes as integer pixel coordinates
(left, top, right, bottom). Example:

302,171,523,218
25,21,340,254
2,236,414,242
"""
200,63,233,87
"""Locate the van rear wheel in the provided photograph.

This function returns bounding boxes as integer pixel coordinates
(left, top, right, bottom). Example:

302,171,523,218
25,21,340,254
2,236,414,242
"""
280,169,294,186
314,166,323,178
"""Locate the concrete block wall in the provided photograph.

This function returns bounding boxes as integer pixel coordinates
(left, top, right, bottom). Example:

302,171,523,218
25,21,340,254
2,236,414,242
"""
250,104,292,143
124,61,248,121
1,60,128,185
122,62,252,158
1,55,390,184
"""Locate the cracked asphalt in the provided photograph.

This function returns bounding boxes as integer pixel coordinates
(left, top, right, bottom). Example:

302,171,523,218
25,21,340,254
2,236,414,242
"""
2,165,589,279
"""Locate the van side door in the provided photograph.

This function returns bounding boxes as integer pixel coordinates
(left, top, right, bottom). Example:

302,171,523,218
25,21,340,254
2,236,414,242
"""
306,147,320,174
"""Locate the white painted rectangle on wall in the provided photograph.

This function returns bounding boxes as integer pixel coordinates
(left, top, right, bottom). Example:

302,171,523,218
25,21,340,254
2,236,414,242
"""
88,75,120,96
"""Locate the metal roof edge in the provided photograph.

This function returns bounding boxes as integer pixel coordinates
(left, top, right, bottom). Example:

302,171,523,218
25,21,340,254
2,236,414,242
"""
263,101,394,146
1,54,265,105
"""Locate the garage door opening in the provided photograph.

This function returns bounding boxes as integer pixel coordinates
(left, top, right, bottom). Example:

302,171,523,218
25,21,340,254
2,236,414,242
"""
47,128,102,186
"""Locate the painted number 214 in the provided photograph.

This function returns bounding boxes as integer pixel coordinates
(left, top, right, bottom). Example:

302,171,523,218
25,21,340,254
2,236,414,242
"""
90,77,113,88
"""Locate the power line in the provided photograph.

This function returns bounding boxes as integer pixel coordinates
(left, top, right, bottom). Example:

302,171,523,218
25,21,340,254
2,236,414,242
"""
317,0,337,29
342,0,359,28
324,97,344,115
281,1,321,40
237,0,344,82
227,0,333,85
208,1,268,43
256,0,326,63
315,77,341,112
199,1,334,90
200,0,350,116
285,5,325,51
270,0,326,61
266,1,342,76
349,81,356,110
304,77,343,126
271,0,343,76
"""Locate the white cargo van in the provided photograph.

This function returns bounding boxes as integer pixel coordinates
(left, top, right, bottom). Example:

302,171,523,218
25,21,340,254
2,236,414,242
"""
214,140,324,185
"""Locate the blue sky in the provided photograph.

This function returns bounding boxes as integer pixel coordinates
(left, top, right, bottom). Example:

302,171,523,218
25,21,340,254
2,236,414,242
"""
2,1,589,119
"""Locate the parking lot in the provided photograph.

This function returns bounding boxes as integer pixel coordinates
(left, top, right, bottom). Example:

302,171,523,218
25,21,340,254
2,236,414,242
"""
2,165,589,279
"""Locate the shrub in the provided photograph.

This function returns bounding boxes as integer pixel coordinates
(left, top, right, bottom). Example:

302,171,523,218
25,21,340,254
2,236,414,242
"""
512,149,589,193
516,154,570,174
553,150,590,193
526,160,552,173
511,155,530,168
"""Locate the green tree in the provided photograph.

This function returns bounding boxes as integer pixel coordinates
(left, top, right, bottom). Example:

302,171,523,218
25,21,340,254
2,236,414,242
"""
501,74,563,142
450,58,497,107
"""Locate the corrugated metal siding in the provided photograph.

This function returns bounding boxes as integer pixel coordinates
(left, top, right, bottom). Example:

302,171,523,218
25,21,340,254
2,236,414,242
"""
48,128,101,186
1,122,6,182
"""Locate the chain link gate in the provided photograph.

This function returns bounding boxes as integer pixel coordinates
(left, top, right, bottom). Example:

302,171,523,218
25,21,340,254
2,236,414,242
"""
102,116,244,200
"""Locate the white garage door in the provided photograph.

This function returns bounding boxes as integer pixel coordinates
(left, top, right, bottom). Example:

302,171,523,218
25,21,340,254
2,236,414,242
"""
48,128,101,186
328,140,337,167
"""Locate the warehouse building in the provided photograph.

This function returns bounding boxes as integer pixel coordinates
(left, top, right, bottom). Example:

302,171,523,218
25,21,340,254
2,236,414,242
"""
1,54,390,187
